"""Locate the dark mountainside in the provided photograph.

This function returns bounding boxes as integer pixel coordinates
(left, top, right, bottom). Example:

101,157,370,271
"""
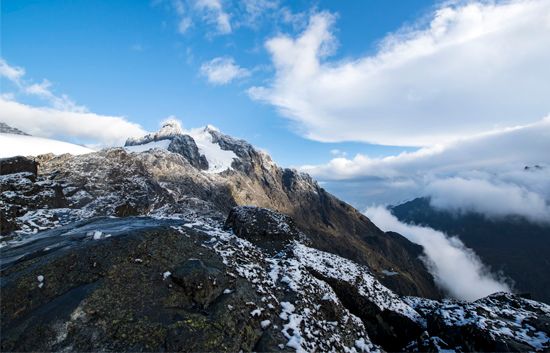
391,197,550,304
1,122,549,352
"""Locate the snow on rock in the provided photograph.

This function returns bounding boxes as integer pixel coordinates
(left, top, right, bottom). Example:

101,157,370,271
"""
124,139,171,153
186,126,237,173
293,243,423,324
0,133,94,158
125,119,237,173
405,293,550,351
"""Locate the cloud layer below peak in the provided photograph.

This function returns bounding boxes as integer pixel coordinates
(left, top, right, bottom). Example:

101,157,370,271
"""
250,0,550,146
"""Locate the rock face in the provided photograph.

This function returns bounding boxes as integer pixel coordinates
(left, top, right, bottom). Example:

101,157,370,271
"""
224,206,304,253
168,135,209,170
2,124,549,352
0,156,38,176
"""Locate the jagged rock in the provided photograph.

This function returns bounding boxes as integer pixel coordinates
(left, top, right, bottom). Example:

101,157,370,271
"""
224,206,302,252
0,156,38,176
168,135,209,170
170,258,228,309
406,293,550,352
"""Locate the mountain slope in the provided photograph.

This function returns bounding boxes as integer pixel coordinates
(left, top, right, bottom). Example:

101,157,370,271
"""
1,123,549,352
391,197,550,304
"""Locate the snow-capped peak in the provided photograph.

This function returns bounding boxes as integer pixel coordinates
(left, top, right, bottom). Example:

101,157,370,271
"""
124,120,238,174
158,118,184,137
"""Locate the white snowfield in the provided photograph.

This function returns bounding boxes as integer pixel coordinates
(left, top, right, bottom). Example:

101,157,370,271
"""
187,126,238,174
0,133,94,158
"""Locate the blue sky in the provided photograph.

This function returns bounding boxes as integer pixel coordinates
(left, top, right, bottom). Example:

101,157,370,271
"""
1,0,436,166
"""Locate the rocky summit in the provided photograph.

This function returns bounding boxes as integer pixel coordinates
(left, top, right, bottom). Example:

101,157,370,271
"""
1,122,549,352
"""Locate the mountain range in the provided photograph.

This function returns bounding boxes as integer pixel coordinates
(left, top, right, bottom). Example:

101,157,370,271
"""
1,121,549,352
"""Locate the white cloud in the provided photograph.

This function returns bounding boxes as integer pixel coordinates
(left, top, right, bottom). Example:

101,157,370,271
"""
365,206,510,301
301,118,550,223
200,56,250,85
427,177,550,223
0,98,145,146
195,0,231,34
250,1,550,146
0,58,145,146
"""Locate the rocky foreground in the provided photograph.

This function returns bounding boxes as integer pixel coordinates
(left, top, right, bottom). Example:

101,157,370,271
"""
1,122,549,352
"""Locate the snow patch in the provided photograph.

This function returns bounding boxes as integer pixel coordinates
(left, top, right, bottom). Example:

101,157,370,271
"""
0,133,93,158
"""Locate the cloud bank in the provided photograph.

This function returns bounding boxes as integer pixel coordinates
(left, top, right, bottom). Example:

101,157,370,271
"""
250,0,550,145
365,206,510,301
0,58,145,146
301,118,550,223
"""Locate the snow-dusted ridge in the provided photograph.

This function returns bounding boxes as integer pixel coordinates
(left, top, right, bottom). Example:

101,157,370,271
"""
124,119,238,173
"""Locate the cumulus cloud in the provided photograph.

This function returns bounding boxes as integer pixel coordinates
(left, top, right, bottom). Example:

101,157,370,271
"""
0,58,145,146
365,206,510,301
250,0,550,145
200,57,250,85
301,118,550,222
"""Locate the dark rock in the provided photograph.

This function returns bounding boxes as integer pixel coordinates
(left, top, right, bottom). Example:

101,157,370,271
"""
170,258,228,309
309,269,424,351
114,203,140,217
0,156,38,176
0,218,264,352
168,135,209,170
224,206,302,252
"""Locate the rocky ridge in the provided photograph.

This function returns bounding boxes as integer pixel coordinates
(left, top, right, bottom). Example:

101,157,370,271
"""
1,123,549,352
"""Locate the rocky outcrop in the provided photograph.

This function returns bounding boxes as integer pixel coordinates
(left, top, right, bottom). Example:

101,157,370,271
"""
405,293,550,352
0,156,38,176
0,158,67,235
224,206,303,253
168,135,209,170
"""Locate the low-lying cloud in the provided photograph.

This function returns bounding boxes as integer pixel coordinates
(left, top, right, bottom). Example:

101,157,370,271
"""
301,118,550,223
365,206,510,301
427,177,550,223
250,0,550,146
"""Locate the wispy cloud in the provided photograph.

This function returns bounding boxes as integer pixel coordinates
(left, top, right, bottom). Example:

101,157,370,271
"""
251,0,550,146
195,0,231,34
200,56,250,85
365,206,510,301
0,58,145,146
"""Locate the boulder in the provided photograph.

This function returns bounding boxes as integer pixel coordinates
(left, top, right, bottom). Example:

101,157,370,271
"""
170,258,228,309
0,156,38,176
224,206,303,252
